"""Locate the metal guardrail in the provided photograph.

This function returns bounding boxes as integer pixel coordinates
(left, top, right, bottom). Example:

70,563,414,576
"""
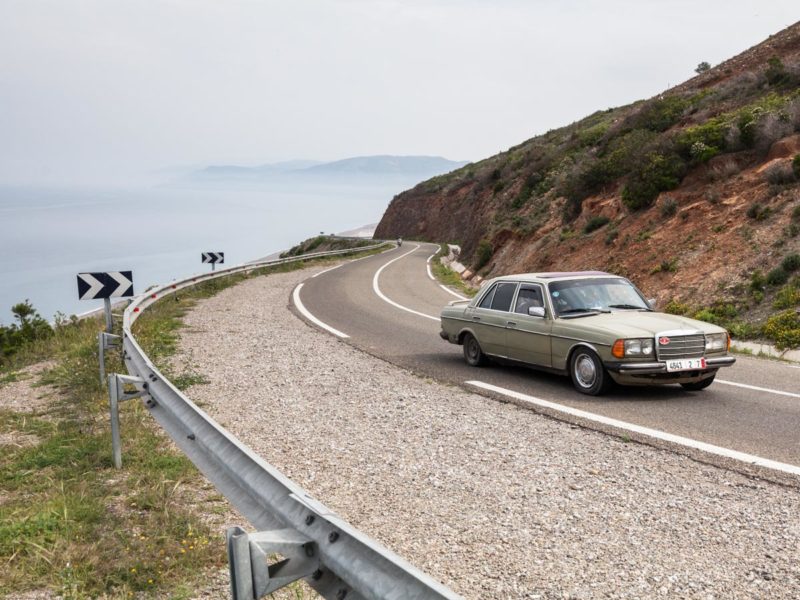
117,244,462,600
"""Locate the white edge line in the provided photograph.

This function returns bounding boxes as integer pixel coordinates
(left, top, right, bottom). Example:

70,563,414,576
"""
716,379,800,399
292,283,349,338
372,245,440,322
312,263,344,278
426,253,436,280
466,380,800,476
439,284,467,300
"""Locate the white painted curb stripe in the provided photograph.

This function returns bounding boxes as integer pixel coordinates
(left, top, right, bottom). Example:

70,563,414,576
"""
293,283,350,338
716,379,800,399
466,380,800,476
373,245,440,322
439,284,467,300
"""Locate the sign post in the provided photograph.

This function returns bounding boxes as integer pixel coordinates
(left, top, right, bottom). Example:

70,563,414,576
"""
202,252,224,271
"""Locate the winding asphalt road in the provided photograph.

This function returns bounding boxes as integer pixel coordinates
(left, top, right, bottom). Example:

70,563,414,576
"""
295,243,800,474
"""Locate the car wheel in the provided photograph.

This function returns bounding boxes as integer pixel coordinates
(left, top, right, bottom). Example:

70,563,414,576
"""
463,333,488,367
680,375,715,391
569,348,612,396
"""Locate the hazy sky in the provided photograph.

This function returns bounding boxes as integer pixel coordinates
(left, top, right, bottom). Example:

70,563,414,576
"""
0,1,797,185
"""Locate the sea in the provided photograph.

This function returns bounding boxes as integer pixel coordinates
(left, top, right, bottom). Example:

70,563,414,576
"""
0,180,397,325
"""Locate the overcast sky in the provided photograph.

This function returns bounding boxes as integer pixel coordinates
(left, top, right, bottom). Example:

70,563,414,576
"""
0,1,797,185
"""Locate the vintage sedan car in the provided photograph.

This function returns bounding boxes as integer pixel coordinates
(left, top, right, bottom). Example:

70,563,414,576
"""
439,271,735,395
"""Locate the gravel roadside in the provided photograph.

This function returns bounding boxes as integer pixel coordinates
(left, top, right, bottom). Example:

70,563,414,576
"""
172,265,800,599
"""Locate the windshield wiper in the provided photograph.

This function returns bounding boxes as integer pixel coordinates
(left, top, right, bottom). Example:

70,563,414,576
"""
559,307,610,317
608,303,652,311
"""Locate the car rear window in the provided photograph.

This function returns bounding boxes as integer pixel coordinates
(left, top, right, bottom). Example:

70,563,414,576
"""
490,282,517,312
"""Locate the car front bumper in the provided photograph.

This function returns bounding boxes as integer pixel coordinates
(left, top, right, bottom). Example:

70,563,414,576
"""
604,355,735,375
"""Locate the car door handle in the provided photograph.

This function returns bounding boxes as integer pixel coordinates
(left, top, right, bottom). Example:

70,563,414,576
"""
507,321,517,327
472,316,481,321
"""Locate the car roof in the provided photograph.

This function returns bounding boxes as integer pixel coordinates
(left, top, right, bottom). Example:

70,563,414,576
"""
486,271,620,284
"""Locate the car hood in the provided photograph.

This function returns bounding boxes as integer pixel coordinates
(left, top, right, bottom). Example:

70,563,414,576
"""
558,311,725,338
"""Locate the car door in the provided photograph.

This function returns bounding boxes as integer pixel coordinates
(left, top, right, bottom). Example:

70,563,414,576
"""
469,281,518,356
505,283,552,367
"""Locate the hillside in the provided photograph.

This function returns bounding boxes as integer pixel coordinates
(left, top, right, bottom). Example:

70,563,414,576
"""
375,21,800,345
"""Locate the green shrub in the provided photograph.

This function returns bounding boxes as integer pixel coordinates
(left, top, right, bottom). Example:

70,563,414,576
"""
677,118,727,163
633,96,690,132
695,61,711,74
0,300,53,365
474,239,493,270
764,162,796,185
793,154,800,179
583,215,610,234
793,206,800,222
750,270,766,292
782,253,800,272
664,299,691,315
773,285,800,309
605,229,619,246
765,56,790,87
746,203,771,221
693,303,737,325
763,309,800,349
660,197,678,218
622,152,686,210
766,267,789,286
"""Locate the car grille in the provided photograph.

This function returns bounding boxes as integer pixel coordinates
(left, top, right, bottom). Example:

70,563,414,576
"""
656,334,705,360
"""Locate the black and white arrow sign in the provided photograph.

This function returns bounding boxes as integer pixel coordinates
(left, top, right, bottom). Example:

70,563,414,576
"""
201,252,224,264
77,271,134,300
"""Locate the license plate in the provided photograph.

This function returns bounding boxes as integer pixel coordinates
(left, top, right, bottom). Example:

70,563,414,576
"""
666,357,707,372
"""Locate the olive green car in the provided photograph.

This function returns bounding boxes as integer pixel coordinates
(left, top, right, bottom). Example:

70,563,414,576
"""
439,271,735,395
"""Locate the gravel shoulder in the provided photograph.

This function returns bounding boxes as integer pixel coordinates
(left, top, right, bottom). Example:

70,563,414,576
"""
173,265,800,599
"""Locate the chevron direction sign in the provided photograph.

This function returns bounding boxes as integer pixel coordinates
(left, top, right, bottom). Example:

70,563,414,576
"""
202,252,224,264
77,271,134,300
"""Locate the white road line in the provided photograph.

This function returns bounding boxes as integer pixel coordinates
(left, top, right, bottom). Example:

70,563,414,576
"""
439,284,468,300
312,263,344,278
372,244,440,322
716,379,800,399
466,380,800,476
292,283,350,338
426,253,436,280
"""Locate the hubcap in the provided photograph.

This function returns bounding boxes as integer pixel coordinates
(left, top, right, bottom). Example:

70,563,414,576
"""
574,354,596,388
468,339,478,360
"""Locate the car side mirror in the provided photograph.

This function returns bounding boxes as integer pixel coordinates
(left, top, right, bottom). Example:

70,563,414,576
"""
647,298,657,310
528,306,546,318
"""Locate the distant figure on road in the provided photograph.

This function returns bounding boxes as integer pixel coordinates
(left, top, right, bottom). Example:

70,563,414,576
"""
397,237,403,247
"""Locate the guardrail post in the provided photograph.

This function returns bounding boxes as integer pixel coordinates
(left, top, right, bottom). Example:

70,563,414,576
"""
98,332,121,385
227,526,319,599
107,374,148,469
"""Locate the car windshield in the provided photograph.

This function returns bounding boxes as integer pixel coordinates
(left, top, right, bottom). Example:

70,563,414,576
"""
548,277,650,317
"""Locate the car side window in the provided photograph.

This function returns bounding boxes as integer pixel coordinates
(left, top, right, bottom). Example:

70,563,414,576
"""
490,282,517,312
478,284,497,309
514,285,544,314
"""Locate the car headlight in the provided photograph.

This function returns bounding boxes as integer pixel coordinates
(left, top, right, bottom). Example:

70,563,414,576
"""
613,338,654,358
705,333,728,352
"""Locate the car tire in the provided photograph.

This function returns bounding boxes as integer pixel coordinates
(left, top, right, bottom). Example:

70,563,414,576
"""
680,375,715,391
569,347,612,396
463,333,488,367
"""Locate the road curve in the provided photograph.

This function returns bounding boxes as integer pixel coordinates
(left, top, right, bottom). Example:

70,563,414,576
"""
297,243,800,471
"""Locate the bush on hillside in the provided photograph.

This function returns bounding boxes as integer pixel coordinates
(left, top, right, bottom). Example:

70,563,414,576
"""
0,301,53,365
766,267,789,286
764,162,797,185
695,61,711,74
782,253,800,272
621,152,686,210
583,215,610,234
793,154,800,179
677,118,727,163
763,309,800,349
473,239,493,271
